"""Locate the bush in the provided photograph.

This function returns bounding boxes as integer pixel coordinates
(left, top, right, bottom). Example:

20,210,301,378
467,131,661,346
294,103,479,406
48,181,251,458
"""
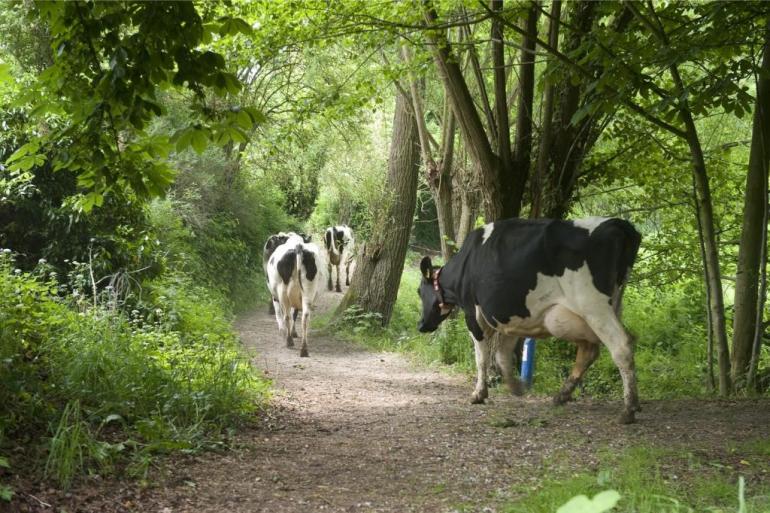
0,252,268,488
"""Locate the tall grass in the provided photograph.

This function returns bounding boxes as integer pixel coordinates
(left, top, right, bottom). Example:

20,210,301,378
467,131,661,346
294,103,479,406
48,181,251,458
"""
0,253,268,489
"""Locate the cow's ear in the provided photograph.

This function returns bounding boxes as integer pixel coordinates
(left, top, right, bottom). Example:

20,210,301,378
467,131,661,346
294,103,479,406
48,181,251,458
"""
420,256,433,280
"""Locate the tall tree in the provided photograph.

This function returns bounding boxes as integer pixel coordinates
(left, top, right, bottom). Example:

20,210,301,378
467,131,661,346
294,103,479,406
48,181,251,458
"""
733,19,770,390
402,45,456,261
336,86,420,325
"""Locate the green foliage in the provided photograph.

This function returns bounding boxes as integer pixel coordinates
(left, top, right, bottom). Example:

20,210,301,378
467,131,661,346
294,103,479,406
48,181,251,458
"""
3,1,259,210
0,252,267,488
505,445,769,513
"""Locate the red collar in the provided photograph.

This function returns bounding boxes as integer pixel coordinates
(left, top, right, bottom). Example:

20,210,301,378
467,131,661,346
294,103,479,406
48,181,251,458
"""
433,268,447,308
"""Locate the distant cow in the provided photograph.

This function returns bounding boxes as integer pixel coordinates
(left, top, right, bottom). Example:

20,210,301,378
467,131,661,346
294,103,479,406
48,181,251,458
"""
416,217,642,423
267,238,325,357
324,225,355,292
263,232,311,316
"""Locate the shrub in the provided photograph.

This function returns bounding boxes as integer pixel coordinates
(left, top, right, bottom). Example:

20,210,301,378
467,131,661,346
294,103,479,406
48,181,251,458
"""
0,252,268,488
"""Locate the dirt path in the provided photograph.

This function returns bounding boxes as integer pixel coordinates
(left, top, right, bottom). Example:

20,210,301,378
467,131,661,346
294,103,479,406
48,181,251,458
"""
16,290,770,512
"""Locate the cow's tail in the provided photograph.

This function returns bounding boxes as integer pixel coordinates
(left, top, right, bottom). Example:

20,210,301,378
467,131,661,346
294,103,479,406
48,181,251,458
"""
610,219,642,318
294,243,304,292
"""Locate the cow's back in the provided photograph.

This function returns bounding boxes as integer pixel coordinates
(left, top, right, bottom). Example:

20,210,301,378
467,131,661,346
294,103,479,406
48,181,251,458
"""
447,218,640,328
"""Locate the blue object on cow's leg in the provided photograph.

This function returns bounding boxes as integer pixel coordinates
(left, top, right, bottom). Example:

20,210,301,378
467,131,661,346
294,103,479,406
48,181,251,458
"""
520,338,536,388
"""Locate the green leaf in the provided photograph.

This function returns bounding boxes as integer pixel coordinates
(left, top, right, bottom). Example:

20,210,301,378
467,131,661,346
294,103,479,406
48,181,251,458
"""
0,63,11,85
236,109,253,130
5,140,40,165
218,16,253,36
0,457,10,469
243,107,266,125
190,129,208,155
0,485,13,502
557,490,621,513
174,128,194,152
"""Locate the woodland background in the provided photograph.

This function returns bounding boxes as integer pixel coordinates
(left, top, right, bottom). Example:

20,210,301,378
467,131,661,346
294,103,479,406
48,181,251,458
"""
0,0,769,507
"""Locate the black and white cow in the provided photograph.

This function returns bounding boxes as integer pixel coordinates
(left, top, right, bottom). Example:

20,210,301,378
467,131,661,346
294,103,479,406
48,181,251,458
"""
417,217,642,423
267,238,325,357
324,225,355,292
263,232,312,316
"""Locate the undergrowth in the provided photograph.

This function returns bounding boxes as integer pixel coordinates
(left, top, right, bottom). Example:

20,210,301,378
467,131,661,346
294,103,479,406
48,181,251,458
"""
0,251,268,491
504,442,770,513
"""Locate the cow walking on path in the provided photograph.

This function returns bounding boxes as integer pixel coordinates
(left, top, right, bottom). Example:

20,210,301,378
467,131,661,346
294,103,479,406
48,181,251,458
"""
416,217,642,424
267,238,325,357
263,232,311,319
324,225,355,292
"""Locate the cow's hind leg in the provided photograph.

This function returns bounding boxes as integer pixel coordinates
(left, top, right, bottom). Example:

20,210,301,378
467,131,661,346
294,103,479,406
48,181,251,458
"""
585,310,639,424
281,302,294,348
471,332,491,404
553,340,600,405
291,308,300,338
327,262,333,290
495,335,524,396
299,308,310,358
272,298,283,331
345,261,351,286
335,264,342,293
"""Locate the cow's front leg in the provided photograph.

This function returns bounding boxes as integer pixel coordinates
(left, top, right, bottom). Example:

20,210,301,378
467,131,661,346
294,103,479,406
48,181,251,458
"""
553,340,600,405
470,332,490,404
345,261,351,286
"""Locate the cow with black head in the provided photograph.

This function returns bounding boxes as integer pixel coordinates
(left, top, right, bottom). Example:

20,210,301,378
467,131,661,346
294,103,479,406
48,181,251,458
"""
417,217,642,424
324,225,355,292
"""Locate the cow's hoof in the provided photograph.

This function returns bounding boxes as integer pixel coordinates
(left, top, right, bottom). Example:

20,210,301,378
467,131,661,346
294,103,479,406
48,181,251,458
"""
286,338,294,348
470,391,487,404
291,329,299,338
508,381,525,397
618,410,636,424
335,286,342,293
552,392,571,406
300,348,309,357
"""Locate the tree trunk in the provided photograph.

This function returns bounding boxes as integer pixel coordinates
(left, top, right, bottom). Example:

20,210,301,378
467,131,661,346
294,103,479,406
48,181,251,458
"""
507,0,539,218
531,0,561,218
732,19,770,390
335,87,420,325
539,1,598,219
424,5,504,221
403,45,456,262
681,105,732,395
435,104,457,260
628,2,731,394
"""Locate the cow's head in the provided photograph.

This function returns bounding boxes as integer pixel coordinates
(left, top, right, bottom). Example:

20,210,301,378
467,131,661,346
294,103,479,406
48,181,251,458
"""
325,227,345,254
417,256,452,333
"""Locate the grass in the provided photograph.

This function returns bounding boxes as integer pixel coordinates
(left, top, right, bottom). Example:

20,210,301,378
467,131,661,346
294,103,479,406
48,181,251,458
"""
0,255,270,491
503,443,770,513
